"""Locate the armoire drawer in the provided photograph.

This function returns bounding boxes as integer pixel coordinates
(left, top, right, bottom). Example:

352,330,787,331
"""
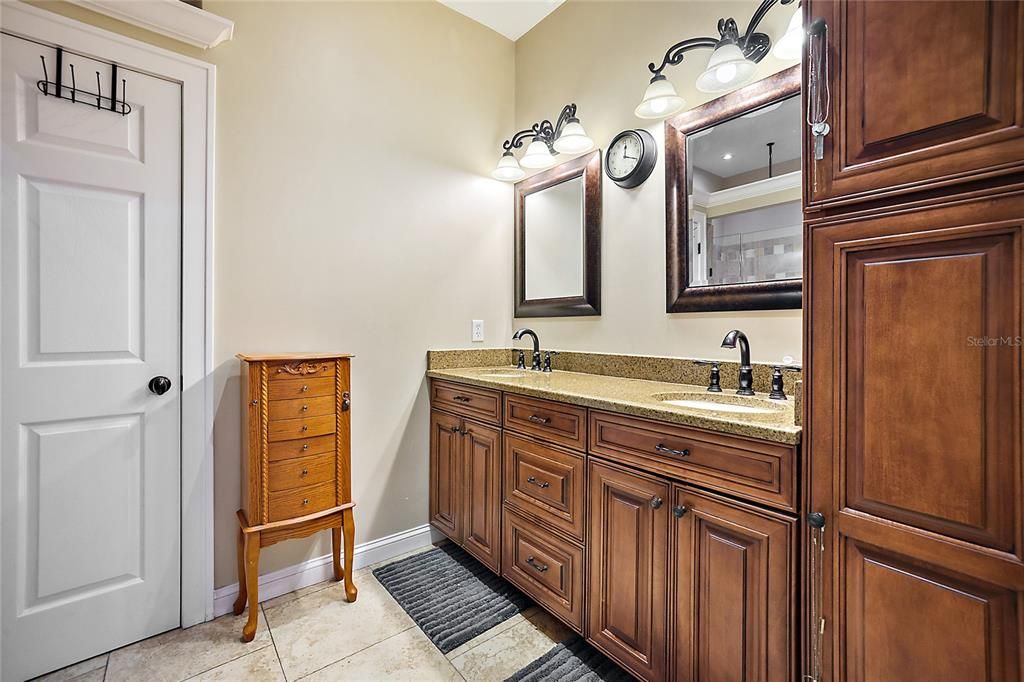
267,414,336,442
268,377,335,400
431,380,501,424
268,433,335,462
267,359,336,381
268,395,336,421
589,410,796,511
268,480,336,522
503,433,585,541
503,394,586,451
268,452,336,492
502,507,583,633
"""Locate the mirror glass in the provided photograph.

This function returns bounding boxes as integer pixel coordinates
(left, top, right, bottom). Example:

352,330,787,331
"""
685,94,801,287
523,176,584,300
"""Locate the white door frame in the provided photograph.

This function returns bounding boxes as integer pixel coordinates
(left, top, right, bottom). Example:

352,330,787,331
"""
0,1,216,628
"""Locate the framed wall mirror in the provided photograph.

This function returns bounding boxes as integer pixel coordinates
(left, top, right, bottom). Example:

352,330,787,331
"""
665,65,801,312
515,149,602,317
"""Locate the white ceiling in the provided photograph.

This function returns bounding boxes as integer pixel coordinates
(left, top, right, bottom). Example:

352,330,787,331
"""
437,0,565,41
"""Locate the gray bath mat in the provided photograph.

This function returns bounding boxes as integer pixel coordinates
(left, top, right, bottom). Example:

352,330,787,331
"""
505,636,633,682
372,543,531,653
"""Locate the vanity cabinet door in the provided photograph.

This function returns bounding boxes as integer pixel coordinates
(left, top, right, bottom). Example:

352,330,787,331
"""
806,195,1024,681
672,485,795,682
461,419,502,573
429,409,463,543
805,0,1024,209
586,459,670,681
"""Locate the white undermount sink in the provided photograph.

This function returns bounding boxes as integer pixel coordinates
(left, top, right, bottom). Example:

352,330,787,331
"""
477,369,530,379
652,391,784,417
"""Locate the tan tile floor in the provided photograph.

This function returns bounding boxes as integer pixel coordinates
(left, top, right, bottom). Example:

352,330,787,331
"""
35,547,575,682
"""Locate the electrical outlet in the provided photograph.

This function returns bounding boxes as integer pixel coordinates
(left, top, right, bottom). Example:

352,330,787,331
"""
472,319,484,342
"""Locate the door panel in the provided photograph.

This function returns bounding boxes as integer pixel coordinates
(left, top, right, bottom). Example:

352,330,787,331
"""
429,410,462,543
673,486,795,682
842,539,1020,682
805,0,1024,207
1,35,182,680
587,459,670,681
462,419,502,573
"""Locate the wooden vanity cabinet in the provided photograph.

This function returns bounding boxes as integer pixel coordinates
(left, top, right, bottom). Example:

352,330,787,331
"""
804,0,1024,209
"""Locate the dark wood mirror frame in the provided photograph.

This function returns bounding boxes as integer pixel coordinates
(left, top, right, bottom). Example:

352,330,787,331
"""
515,149,602,318
665,65,802,313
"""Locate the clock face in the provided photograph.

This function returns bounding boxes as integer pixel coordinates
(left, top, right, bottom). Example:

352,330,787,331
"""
607,132,643,180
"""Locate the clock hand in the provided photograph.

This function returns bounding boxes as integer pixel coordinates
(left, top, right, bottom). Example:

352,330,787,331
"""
624,154,638,160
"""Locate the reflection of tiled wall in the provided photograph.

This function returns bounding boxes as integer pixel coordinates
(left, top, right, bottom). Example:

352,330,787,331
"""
711,233,802,284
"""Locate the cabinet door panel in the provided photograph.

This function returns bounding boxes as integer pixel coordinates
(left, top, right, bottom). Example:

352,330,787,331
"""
462,419,502,573
429,410,462,543
673,486,795,682
587,459,670,681
805,0,1024,207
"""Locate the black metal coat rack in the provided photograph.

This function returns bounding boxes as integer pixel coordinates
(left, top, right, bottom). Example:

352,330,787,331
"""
36,46,131,116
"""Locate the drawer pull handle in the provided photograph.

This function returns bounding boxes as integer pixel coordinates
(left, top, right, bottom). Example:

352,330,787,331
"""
302,404,309,411
301,385,309,392
302,425,309,432
528,414,551,425
302,498,309,505
672,504,689,518
302,443,310,450
655,443,690,458
526,476,550,489
301,468,309,476
526,556,549,572
453,395,471,403
650,496,663,510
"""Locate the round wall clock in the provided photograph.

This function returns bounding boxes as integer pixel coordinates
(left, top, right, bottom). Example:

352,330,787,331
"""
605,129,657,188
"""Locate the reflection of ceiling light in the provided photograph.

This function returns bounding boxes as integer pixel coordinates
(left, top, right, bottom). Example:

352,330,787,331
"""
741,100,784,118
722,153,733,160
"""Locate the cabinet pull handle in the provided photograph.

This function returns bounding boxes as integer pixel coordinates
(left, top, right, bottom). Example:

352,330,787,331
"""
450,425,463,434
528,414,551,424
672,504,688,518
525,556,549,572
453,395,471,403
301,384,309,392
301,468,309,476
302,404,309,411
302,498,309,505
807,512,826,682
302,443,309,450
302,425,309,432
650,496,663,510
655,443,690,458
526,476,550,489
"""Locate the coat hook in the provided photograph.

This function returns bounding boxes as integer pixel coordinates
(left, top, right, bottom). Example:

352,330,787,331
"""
121,78,126,115
109,63,117,113
69,63,76,103
95,71,102,109
39,55,49,95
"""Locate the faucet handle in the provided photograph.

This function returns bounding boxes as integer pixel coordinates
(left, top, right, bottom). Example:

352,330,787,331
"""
516,350,526,369
542,351,559,373
769,366,788,400
694,360,722,392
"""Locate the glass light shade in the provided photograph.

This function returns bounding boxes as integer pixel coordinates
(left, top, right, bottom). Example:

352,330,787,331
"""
492,153,525,182
696,42,757,93
520,139,556,169
553,120,594,154
772,8,804,60
634,77,686,119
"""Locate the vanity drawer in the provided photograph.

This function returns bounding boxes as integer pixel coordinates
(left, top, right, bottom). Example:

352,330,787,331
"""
268,377,335,400
503,433,585,541
268,480,336,522
431,380,501,424
267,360,336,381
267,414,336,442
503,395,586,451
268,452,336,492
268,395,336,421
502,507,584,633
589,411,796,511
268,434,335,462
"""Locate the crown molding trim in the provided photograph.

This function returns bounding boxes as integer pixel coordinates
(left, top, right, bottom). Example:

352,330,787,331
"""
65,0,233,49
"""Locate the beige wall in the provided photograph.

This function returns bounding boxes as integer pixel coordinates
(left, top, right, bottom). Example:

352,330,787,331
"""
513,1,802,365
27,0,515,587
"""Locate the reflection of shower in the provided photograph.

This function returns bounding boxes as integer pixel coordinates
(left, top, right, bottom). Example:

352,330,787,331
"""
766,142,775,178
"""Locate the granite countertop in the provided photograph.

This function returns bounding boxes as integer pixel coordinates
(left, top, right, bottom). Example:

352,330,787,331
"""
427,366,801,445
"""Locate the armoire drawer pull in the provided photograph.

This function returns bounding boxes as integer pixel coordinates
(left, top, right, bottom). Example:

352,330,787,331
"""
301,384,309,392
526,476,550,489
655,443,690,458
525,556,549,572
528,414,551,424
301,425,309,432
301,468,309,476
302,498,309,505
301,404,309,411
302,443,310,450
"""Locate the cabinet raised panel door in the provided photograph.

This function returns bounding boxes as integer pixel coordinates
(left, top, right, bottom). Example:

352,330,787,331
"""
586,460,670,681
805,0,1024,207
461,420,502,573
429,409,463,543
672,486,795,682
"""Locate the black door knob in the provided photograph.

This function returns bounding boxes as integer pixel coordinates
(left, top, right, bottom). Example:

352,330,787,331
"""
148,376,172,395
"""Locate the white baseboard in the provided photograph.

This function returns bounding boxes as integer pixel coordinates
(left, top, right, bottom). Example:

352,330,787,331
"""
211,523,443,618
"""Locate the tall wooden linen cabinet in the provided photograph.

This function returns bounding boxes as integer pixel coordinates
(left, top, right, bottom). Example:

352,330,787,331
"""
802,2,1024,680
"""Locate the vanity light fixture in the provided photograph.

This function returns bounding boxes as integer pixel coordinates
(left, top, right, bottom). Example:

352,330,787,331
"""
635,0,798,119
492,103,594,181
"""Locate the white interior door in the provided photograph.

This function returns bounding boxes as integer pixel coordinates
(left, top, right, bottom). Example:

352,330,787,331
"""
1,33,182,681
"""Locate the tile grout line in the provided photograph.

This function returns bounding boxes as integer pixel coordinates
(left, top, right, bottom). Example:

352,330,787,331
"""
291,625,418,681
262,604,288,681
